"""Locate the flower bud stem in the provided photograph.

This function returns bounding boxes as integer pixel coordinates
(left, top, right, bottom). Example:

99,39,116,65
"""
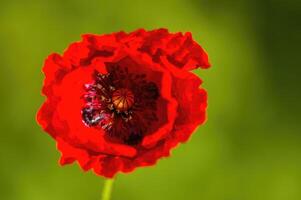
101,178,114,200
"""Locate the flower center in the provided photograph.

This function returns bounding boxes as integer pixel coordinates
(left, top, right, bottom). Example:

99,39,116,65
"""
81,67,160,145
112,89,134,112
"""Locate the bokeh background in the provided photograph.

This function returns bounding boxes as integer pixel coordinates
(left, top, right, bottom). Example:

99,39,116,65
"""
0,0,300,199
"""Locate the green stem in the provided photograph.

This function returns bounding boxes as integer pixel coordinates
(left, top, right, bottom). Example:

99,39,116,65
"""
101,178,114,200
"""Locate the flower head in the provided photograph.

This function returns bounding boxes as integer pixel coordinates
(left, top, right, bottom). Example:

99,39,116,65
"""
37,28,210,178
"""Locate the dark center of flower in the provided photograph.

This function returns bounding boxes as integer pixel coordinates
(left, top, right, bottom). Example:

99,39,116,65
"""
81,66,159,145
112,89,134,112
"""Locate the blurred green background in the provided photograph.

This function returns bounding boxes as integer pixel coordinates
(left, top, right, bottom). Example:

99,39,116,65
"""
0,0,300,199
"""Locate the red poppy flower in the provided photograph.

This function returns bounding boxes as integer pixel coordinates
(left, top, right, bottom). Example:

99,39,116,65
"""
37,28,210,178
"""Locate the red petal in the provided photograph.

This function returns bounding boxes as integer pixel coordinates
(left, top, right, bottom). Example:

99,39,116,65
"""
108,52,178,149
63,41,91,66
41,53,71,96
53,65,137,158
118,29,210,70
